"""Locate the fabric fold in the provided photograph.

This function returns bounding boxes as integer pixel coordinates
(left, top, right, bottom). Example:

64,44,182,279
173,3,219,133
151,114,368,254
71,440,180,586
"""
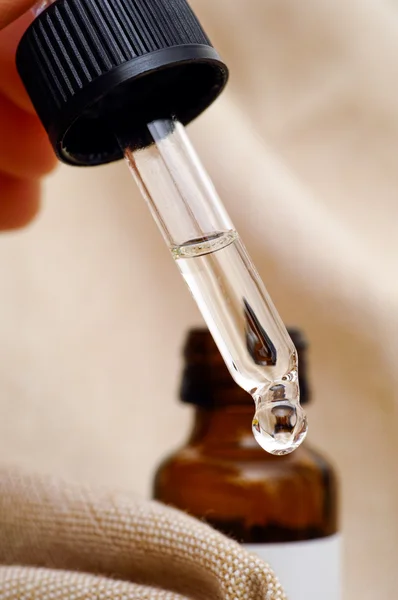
0,469,286,600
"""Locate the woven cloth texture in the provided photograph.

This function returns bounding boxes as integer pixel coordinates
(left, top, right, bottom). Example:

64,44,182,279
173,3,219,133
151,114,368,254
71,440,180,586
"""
0,469,285,600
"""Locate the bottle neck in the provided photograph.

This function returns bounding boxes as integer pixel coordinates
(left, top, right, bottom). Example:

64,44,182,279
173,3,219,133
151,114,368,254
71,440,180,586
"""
181,328,310,453
189,403,260,449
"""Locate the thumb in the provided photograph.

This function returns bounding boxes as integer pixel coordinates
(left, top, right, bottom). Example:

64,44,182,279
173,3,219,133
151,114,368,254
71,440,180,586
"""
0,0,35,30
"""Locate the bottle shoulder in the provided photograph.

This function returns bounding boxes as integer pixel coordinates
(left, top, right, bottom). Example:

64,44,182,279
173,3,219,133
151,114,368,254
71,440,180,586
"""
153,441,339,543
154,441,336,482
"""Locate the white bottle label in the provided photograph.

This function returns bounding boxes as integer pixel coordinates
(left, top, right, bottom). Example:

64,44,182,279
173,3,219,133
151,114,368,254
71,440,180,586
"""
244,534,342,600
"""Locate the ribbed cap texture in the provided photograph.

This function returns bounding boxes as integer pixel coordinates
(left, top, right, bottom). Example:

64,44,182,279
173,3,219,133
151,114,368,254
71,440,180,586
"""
16,0,227,165
17,0,210,123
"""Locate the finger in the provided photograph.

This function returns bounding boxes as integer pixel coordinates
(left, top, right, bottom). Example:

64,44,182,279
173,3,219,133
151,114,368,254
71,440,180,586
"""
0,92,56,179
0,173,40,229
0,12,35,113
0,0,35,30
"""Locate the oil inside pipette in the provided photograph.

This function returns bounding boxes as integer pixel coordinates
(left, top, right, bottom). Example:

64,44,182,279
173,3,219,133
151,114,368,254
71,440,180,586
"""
173,230,308,455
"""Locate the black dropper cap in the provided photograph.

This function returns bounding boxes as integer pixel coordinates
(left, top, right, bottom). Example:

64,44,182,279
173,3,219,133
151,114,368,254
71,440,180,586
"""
16,0,228,167
180,327,311,407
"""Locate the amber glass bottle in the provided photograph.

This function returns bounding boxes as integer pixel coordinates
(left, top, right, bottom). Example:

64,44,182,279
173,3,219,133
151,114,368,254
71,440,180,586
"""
153,328,341,600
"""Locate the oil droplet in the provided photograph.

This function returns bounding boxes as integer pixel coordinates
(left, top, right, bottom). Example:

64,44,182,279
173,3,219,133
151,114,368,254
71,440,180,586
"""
252,384,308,455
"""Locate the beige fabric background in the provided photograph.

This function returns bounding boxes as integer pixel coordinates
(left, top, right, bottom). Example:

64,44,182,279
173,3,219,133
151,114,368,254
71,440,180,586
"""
0,0,397,598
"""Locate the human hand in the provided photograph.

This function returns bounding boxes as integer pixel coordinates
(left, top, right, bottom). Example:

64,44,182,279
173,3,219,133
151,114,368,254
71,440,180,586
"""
0,1,56,230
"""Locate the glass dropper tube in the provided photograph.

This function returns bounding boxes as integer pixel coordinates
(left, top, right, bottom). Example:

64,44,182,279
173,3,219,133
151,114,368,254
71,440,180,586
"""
30,0,307,454
120,118,308,455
